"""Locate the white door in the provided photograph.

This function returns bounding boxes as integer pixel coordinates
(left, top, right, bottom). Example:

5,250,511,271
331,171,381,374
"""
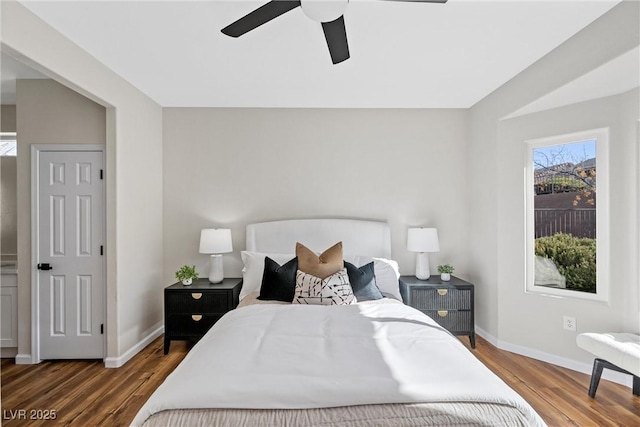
36,149,104,359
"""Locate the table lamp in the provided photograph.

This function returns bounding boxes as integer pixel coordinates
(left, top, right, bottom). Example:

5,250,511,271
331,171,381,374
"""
407,227,440,280
199,228,233,283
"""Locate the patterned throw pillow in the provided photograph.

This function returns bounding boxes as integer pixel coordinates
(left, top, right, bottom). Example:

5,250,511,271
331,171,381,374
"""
292,268,356,305
296,241,343,279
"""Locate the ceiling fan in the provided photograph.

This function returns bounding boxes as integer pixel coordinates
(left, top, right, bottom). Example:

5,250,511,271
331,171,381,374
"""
221,0,448,65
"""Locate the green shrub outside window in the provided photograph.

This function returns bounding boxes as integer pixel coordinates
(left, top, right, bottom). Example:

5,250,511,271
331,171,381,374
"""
534,233,596,293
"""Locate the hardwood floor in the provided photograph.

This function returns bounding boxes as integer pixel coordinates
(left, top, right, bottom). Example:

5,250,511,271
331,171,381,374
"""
1,335,638,426
459,338,640,426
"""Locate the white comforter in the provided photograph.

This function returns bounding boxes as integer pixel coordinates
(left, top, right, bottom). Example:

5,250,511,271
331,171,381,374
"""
132,300,544,426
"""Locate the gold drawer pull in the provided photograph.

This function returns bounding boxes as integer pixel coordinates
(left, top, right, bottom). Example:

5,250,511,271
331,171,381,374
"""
437,289,448,296
191,315,203,321
191,293,202,300
437,310,448,317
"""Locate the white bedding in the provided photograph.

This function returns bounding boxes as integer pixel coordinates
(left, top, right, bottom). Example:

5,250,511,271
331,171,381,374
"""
132,300,544,426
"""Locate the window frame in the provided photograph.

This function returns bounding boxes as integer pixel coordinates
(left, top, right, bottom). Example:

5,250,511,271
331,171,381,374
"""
0,132,17,156
524,128,610,302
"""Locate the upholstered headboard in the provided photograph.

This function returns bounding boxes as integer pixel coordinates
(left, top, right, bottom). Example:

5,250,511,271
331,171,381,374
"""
246,219,391,259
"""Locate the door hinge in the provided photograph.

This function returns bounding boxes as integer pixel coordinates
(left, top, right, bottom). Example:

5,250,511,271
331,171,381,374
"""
101,324,104,334
100,169,104,180
100,245,104,256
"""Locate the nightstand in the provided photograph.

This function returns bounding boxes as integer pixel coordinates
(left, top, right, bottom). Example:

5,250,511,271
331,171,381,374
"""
399,275,475,348
164,278,242,354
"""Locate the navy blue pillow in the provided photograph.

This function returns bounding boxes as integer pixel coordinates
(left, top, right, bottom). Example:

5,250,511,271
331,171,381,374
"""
344,261,383,301
258,257,298,302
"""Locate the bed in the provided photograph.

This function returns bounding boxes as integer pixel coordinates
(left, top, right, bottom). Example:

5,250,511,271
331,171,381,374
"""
133,219,545,426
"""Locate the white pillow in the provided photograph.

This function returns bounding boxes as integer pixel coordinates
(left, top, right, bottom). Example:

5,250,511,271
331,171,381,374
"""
292,268,356,306
240,251,295,301
344,255,401,301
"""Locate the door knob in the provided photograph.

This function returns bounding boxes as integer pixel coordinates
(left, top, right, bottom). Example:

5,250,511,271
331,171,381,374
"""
37,263,52,271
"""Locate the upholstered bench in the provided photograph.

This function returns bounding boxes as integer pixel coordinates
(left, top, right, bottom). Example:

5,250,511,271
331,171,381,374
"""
576,332,640,397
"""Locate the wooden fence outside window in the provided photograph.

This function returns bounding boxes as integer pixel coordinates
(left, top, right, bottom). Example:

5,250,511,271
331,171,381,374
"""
534,208,596,239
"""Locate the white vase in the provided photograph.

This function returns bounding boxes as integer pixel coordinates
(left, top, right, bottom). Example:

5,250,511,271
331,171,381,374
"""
182,278,193,286
440,273,451,282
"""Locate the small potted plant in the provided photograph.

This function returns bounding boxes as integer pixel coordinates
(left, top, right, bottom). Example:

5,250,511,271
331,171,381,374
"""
175,265,198,286
437,264,454,282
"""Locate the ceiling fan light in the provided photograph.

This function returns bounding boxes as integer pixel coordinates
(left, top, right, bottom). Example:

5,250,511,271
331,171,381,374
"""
301,0,349,23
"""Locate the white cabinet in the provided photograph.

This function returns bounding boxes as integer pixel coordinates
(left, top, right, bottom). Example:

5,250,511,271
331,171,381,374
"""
1,271,18,348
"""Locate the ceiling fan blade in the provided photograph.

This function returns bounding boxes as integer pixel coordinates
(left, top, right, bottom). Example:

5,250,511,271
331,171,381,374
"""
221,0,302,37
322,16,350,64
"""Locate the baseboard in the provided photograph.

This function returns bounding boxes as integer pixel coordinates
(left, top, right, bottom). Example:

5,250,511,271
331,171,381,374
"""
104,325,164,368
15,353,34,365
475,326,499,347
474,327,632,389
1,348,18,358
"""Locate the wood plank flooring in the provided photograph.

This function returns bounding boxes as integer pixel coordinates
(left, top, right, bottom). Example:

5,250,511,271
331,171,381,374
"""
1,335,638,426
459,337,639,426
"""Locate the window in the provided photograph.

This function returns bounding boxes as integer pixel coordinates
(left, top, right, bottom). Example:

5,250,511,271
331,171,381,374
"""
0,132,17,156
525,128,609,301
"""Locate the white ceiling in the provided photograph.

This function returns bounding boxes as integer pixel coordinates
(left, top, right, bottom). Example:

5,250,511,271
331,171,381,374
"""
4,0,625,108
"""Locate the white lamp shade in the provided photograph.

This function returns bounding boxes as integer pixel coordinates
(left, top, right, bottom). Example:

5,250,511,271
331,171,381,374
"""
407,228,440,253
199,228,233,254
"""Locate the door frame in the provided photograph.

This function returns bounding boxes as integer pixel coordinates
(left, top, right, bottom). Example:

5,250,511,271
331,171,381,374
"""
30,144,106,363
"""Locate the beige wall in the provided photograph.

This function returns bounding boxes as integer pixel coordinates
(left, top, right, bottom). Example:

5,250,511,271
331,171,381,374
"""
1,105,17,257
163,108,470,283
497,89,639,362
1,105,17,132
469,0,639,366
2,0,163,365
17,79,106,142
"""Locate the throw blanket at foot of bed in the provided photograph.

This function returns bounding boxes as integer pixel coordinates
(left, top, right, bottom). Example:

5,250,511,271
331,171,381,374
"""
132,301,545,426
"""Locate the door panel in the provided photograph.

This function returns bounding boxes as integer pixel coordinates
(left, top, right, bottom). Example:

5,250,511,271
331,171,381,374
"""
50,275,66,336
77,275,93,335
37,150,104,359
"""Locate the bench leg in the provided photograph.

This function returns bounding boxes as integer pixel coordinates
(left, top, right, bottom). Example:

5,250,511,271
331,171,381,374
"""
589,358,639,397
588,358,605,398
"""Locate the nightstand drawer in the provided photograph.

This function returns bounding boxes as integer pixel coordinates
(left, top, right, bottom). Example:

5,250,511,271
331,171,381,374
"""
164,278,242,354
400,275,476,349
409,287,472,310
422,310,472,334
165,313,221,337
165,292,230,314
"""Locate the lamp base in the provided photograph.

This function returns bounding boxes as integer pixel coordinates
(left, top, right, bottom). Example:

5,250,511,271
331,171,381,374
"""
208,254,224,284
415,253,431,280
